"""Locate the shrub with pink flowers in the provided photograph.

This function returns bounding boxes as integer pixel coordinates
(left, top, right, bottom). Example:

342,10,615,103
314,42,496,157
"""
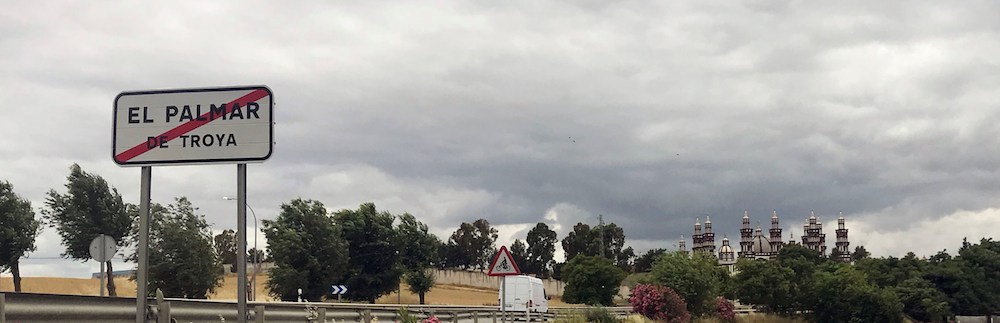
629,283,691,323
714,296,736,322
421,315,440,323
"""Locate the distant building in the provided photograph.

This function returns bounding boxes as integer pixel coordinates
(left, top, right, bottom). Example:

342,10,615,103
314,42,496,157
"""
834,213,851,263
678,235,688,256
718,236,736,272
91,269,136,279
738,210,782,260
677,210,852,268
691,217,716,255
801,211,827,256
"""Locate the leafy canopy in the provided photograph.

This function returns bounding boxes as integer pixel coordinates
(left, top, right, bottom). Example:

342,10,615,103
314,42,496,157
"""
524,222,557,277
264,199,347,301
140,197,223,298
334,202,401,303
647,251,726,316
445,219,497,270
43,164,132,296
562,255,625,306
0,180,42,292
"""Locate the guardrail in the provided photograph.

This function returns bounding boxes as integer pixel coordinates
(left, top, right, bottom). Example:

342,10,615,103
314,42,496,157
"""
0,292,632,323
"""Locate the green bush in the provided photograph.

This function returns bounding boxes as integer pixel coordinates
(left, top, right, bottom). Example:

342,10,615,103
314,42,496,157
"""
562,255,626,306
584,306,621,323
396,307,419,323
629,283,690,323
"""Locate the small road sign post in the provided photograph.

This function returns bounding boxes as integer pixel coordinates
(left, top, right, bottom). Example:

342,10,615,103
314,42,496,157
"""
488,246,521,322
88,234,117,297
113,86,273,323
331,285,348,301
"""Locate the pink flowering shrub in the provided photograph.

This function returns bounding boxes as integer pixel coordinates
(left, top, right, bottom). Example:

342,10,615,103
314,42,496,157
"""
715,297,736,322
629,283,691,323
421,315,440,323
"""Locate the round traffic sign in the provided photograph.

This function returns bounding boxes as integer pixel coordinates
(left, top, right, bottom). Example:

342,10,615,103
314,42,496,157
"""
89,235,118,262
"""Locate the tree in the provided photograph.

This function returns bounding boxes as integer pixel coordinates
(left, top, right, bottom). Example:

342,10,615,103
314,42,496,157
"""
395,213,440,303
561,223,593,261
43,164,132,296
560,222,633,270
214,229,237,272
595,223,633,270
510,239,528,268
551,262,565,280
634,248,667,273
0,180,41,292
142,197,223,298
438,240,466,269
811,266,903,323
950,238,1000,314
617,246,636,272
852,245,871,261
525,223,557,277
446,219,497,270
894,277,951,322
855,253,927,291
561,255,625,306
775,243,829,311
334,202,401,303
648,252,724,316
248,248,266,264
395,213,440,269
732,259,797,314
263,199,347,301
404,269,436,304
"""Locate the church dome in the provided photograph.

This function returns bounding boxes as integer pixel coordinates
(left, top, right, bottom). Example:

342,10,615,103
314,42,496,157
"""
751,225,771,254
751,234,771,254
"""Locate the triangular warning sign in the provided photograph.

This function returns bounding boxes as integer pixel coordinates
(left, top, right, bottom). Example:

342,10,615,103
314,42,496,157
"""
488,245,521,276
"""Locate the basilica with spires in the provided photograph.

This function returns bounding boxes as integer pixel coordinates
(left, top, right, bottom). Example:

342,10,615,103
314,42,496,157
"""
679,210,851,271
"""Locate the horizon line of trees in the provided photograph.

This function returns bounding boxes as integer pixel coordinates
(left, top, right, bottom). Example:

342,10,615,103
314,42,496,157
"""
610,239,1000,322
1,164,641,299
5,163,998,321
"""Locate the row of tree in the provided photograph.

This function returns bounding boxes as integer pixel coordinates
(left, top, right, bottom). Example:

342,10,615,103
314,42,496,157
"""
262,200,438,302
2,164,648,302
557,239,1000,322
731,240,1000,320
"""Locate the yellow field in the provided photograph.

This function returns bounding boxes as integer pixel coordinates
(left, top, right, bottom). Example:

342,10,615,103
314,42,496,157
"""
0,275,573,306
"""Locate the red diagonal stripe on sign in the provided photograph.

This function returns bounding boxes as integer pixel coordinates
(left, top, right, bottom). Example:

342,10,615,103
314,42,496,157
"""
114,89,269,163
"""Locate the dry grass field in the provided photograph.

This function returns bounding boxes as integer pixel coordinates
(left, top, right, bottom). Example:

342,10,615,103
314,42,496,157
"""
0,275,575,306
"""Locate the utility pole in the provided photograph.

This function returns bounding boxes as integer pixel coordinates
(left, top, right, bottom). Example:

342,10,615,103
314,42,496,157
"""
598,214,605,259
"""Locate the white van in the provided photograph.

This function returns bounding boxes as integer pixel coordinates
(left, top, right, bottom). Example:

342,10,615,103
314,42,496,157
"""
499,275,549,313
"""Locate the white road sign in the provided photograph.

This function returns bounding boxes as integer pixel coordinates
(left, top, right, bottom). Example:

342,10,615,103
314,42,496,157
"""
488,245,521,276
113,86,273,166
89,234,117,262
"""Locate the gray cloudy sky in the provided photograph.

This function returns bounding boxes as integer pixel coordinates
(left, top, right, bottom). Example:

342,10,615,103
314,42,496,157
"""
2,1,1000,279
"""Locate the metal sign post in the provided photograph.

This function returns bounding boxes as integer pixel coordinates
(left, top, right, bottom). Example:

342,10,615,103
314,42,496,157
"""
136,166,151,323
237,164,248,322
501,276,506,322
487,246,521,323
89,234,117,297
